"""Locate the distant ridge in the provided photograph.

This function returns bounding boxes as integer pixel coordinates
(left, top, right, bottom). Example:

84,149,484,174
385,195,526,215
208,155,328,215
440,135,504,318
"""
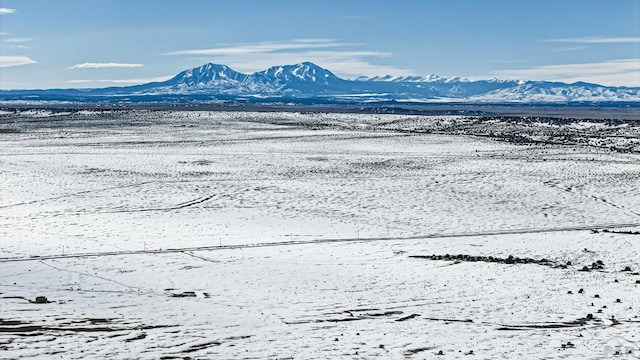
2,62,640,103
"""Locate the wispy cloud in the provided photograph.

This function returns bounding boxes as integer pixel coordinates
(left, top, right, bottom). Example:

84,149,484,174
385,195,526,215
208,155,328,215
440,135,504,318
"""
0,8,16,15
555,46,590,52
492,59,640,87
1,34,32,51
69,62,144,69
545,37,640,44
0,56,37,67
164,39,348,56
67,75,173,85
3,37,32,43
165,38,413,77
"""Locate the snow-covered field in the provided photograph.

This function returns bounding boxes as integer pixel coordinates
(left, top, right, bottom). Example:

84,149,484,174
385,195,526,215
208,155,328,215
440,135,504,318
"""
1,111,639,359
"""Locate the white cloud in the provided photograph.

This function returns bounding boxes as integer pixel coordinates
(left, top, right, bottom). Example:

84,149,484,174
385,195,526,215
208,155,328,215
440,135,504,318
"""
0,56,36,67
0,8,16,15
67,75,173,85
555,46,590,52
69,62,144,69
164,39,346,56
492,59,640,87
4,37,32,43
291,38,336,43
546,37,640,44
165,38,413,77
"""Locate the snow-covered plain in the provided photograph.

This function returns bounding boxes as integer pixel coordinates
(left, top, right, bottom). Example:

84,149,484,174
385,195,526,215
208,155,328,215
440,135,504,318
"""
1,111,639,359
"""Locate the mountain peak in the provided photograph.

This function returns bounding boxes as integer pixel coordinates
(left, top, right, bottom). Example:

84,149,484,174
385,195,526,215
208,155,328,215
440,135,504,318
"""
259,62,340,86
92,61,640,102
167,63,247,87
185,62,236,75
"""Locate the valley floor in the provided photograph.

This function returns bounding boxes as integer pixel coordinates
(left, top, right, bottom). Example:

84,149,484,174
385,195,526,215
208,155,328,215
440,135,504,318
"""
1,110,639,359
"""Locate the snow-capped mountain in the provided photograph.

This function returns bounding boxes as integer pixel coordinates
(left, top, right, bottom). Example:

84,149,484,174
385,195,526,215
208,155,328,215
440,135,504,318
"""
1,62,639,103
260,62,342,86
465,81,640,102
361,74,468,83
167,63,248,88
123,62,348,95
246,62,347,93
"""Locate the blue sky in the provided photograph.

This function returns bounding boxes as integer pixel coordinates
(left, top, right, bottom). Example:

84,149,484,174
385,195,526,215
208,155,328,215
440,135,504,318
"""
1,0,639,89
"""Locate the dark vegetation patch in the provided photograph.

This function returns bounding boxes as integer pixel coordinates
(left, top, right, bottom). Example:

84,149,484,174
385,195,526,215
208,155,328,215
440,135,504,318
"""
497,315,601,330
409,254,566,268
601,229,640,235
0,316,173,334
404,347,435,356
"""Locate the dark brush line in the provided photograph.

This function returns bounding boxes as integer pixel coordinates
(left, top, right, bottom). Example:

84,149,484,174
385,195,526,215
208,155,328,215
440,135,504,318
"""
1,221,640,263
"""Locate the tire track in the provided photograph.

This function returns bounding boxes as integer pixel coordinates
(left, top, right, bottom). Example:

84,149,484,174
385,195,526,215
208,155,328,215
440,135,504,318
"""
0,181,153,210
108,194,216,213
2,221,640,263
37,260,158,295
544,180,640,218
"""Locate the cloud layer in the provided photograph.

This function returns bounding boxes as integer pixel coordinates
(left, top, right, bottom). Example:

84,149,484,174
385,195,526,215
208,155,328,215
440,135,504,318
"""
493,59,640,87
165,39,414,78
67,75,173,85
69,62,144,69
546,37,640,44
165,39,346,56
3,37,32,43
0,56,37,67
0,8,16,15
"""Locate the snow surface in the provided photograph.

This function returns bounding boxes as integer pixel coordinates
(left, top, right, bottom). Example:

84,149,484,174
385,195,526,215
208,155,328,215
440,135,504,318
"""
1,111,639,359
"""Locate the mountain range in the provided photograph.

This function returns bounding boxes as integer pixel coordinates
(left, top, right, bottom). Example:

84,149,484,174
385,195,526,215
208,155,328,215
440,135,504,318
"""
2,62,639,104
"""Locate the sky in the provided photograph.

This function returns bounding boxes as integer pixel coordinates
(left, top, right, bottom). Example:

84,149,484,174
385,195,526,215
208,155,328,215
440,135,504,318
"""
1,0,639,89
